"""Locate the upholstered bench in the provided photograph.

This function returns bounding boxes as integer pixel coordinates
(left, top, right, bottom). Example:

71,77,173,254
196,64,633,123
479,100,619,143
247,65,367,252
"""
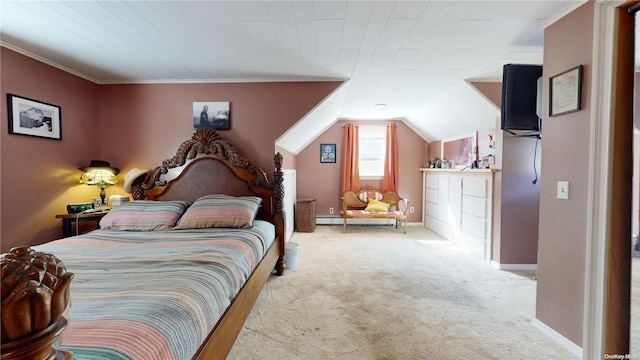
340,187,409,233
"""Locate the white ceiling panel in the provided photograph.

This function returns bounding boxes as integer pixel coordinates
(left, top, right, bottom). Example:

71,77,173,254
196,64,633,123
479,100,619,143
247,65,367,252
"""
0,0,592,150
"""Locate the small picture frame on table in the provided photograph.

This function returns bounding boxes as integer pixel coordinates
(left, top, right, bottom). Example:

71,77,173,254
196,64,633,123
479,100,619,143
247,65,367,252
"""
549,65,583,117
320,144,336,163
7,93,62,140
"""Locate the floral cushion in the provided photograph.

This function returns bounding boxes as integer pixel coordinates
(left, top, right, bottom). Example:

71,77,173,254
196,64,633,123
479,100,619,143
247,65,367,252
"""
357,191,383,203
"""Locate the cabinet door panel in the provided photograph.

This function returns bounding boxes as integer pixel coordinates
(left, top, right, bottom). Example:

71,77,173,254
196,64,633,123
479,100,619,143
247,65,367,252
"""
426,202,438,217
426,189,438,203
425,174,439,189
462,213,487,238
461,232,487,260
425,215,439,231
463,177,488,198
463,196,487,218
447,175,462,226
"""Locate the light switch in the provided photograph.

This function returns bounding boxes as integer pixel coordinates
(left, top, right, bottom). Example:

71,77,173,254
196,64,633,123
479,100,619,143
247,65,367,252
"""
557,181,569,200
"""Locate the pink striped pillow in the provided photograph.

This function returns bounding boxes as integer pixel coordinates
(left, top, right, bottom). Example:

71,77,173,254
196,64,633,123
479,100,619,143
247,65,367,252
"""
174,194,262,229
99,200,189,231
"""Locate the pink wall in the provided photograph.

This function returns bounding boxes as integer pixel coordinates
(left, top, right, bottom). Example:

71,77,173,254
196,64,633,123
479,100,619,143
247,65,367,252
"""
471,81,502,110
296,119,425,222
276,146,296,170
536,2,594,346
427,140,442,162
0,47,341,252
1,48,102,251
98,82,340,177
493,133,541,264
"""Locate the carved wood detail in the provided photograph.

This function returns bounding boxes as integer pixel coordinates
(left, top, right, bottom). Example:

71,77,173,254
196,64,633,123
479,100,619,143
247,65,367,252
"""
140,128,272,195
1,247,74,360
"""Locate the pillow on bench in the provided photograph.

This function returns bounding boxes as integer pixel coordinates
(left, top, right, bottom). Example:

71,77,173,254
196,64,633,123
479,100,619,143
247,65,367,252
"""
364,199,390,212
358,191,383,203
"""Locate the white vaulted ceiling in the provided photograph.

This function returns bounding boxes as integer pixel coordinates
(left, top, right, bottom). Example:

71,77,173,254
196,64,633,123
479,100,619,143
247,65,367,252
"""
1,1,588,153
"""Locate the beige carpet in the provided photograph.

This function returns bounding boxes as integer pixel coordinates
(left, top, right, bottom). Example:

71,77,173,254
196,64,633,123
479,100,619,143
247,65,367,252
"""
228,224,576,360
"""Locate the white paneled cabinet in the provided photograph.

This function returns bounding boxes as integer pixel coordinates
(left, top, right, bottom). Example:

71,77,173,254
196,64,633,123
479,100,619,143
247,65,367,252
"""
421,169,494,262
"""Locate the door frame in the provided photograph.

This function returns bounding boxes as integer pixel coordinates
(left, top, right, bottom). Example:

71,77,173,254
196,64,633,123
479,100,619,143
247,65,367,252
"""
583,1,636,358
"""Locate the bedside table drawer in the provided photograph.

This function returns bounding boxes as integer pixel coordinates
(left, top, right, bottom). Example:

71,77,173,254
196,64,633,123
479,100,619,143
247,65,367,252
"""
55,212,108,237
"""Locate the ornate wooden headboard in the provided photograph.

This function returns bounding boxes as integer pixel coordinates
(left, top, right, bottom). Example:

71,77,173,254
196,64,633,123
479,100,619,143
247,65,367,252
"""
130,128,284,224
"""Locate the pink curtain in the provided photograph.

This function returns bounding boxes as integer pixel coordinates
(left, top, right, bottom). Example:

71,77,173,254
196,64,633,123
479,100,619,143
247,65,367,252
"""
383,123,398,192
341,123,360,193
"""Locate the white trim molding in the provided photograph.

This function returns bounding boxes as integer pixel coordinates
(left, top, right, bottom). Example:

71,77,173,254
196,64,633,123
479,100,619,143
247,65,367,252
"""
490,261,538,271
582,1,623,358
532,319,582,358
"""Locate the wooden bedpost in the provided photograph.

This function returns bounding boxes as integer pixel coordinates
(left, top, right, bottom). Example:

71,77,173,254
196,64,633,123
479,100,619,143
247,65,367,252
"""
272,152,286,275
1,247,74,360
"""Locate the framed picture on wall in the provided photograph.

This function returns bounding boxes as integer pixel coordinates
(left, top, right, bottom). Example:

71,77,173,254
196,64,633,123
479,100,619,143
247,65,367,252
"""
321,144,336,163
7,93,62,140
193,101,230,130
549,65,583,117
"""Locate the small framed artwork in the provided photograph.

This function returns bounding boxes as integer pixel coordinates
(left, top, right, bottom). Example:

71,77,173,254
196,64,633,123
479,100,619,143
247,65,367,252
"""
549,65,583,117
7,94,62,140
193,101,230,130
321,144,336,163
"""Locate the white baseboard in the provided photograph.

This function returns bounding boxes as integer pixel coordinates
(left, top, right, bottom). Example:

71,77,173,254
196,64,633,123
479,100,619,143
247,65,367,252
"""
490,261,538,271
531,319,582,358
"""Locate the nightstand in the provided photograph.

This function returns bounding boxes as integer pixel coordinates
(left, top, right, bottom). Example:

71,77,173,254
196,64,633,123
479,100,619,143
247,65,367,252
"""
56,211,108,238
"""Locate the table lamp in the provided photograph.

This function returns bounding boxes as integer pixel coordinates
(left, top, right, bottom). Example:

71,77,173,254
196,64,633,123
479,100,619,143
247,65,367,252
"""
79,160,119,207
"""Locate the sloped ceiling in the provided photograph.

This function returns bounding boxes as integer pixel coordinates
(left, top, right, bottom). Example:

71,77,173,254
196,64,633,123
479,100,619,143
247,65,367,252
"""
1,1,589,153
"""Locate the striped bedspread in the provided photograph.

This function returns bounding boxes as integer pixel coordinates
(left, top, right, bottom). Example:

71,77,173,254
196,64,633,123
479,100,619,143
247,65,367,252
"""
34,220,275,360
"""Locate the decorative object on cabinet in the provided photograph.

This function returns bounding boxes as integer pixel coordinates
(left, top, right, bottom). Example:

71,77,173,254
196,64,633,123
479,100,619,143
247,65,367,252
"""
79,160,119,207
428,157,442,168
193,101,230,130
321,143,336,163
441,132,477,167
7,93,62,140
549,65,583,117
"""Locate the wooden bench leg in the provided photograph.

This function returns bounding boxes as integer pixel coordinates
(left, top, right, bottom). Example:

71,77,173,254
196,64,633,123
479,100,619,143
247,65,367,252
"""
343,218,347,233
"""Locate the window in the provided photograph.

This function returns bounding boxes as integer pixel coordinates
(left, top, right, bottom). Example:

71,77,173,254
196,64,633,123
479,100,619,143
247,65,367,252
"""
358,126,386,179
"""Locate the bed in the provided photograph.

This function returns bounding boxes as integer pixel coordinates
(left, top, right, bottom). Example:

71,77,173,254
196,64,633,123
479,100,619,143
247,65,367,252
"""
0,128,286,360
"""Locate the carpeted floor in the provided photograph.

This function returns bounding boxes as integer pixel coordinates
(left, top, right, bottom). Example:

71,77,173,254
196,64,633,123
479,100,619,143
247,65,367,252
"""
227,224,581,360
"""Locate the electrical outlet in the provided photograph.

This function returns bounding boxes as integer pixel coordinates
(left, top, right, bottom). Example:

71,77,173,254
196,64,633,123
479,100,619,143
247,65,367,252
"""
557,181,569,200
410,206,415,213
329,207,334,214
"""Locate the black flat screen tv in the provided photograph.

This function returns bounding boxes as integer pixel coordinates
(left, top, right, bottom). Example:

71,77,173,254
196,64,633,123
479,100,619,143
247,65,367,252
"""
501,64,543,133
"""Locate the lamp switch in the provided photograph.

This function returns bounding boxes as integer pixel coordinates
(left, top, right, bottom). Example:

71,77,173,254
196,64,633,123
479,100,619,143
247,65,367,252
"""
557,181,569,200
